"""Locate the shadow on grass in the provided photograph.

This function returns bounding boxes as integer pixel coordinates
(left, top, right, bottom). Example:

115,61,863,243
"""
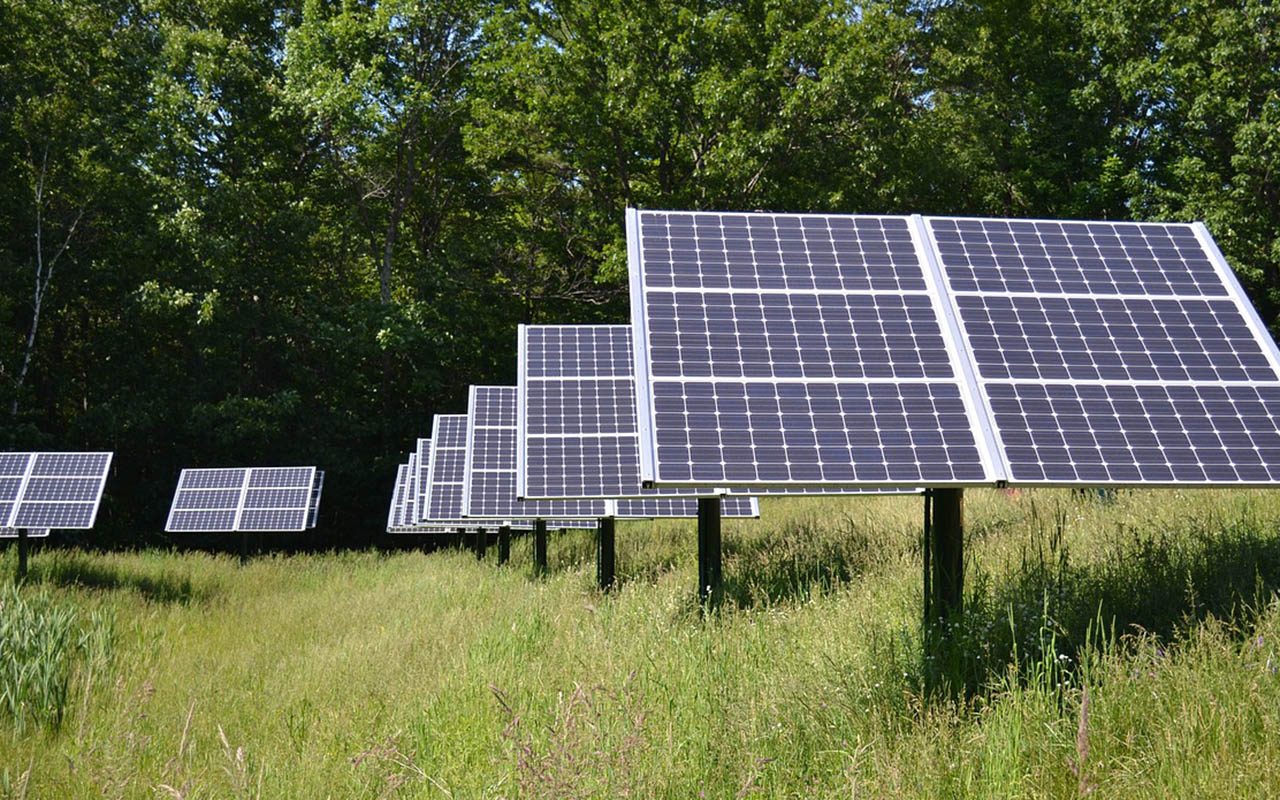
925,504,1280,697
28,553,212,605
719,514,901,609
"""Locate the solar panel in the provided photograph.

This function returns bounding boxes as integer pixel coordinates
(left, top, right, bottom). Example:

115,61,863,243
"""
519,323,921,500
414,438,433,523
309,471,324,528
627,209,999,489
0,452,113,529
465,386,609,519
615,496,758,519
425,416,469,522
387,463,410,531
923,217,1280,485
0,528,50,538
165,466,319,532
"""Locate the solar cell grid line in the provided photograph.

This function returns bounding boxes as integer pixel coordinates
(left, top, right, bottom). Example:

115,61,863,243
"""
519,323,925,500
464,386,609,519
627,208,1002,489
921,215,1280,486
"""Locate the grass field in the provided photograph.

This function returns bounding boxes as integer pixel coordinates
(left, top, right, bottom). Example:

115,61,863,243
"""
3,489,1280,798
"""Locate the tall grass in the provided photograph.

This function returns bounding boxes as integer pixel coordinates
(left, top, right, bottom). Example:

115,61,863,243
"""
2,489,1280,797
0,584,114,735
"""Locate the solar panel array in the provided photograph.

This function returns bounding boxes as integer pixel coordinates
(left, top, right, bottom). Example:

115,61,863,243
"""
628,209,1280,488
166,467,322,532
0,452,113,529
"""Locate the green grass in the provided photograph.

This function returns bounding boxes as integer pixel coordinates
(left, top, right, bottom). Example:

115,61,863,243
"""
3,489,1280,797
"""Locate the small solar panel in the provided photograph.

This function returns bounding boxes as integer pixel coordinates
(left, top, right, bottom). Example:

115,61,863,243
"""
0,452,114,529
923,216,1280,486
628,209,999,489
465,386,609,519
0,528,50,538
415,438,432,523
309,471,324,528
165,466,319,532
387,463,410,531
425,416,469,522
614,496,759,519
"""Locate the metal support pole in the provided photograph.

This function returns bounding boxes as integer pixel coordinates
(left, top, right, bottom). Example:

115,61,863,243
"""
533,519,548,575
696,498,722,604
475,528,488,560
927,488,964,624
455,527,466,550
497,526,511,565
597,517,616,591
16,528,29,580
240,529,249,567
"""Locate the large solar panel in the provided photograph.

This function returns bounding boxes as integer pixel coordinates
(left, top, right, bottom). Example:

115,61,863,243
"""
518,324,920,500
165,466,320,532
923,217,1280,485
627,209,999,488
464,386,609,519
0,452,113,529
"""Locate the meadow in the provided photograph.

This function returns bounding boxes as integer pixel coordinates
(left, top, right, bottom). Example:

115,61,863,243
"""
3,489,1280,798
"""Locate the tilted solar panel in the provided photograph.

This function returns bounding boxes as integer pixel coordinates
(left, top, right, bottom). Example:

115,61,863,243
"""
627,209,998,489
387,463,410,531
165,466,319,532
923,217,1280,486
0,452,114,529
465,386,609,519
308,471,324,528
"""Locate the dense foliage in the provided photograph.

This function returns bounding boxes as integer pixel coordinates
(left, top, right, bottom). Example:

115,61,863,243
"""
2,0,1278,542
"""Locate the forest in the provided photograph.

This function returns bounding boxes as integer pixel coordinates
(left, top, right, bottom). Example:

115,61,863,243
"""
2,0,1278,541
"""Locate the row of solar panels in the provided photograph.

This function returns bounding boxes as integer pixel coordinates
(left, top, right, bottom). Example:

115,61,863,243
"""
391,209,1280,519
384,385,764,533
0,453,325,536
